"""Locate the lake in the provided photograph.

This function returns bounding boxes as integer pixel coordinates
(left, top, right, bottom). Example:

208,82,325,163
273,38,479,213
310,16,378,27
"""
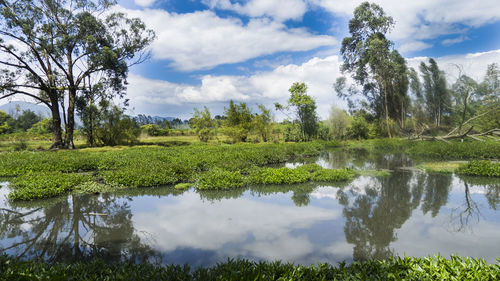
1,148,499,266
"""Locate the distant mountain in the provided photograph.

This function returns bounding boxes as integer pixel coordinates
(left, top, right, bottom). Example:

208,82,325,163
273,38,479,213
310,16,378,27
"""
0,101,51,117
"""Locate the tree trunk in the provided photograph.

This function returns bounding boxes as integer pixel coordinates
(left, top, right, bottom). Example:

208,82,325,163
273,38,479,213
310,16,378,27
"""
65,90,76,149
48,95,64,149
384,85,392,138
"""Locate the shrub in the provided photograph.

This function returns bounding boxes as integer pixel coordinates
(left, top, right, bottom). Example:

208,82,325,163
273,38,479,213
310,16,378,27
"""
9,172,91,200
196,169,246,190
457,161,500,177
249,167,310,185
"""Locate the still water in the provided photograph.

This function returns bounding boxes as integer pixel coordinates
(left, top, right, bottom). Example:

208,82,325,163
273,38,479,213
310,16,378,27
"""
1,149,499,266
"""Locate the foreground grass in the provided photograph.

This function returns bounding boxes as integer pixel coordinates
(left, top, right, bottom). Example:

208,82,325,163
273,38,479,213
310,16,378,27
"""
1,141,349,201
0,255,498,281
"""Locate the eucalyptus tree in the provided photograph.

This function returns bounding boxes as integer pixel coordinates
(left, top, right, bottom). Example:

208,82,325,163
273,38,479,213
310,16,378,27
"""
451,74,479,133
284,82,318,140
338,2,409,138
419,59,450,127
0,0,154,148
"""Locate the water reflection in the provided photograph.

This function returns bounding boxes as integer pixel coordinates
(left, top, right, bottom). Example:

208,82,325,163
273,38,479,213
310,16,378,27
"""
0,194,158,263
0,149,499,265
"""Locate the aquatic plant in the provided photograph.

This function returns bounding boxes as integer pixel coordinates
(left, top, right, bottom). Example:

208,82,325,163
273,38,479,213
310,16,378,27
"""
457,161,500,177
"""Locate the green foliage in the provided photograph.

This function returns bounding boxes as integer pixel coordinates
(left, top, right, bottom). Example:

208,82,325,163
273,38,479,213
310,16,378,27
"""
0,142,327,200
190,107,216,142
408,139,500,159
0,255,498,281
457,161,500,177
0,110,11,134
141,124,169,136
196,169,246,190
9,172,91,201
328,106,351,140
348,114,370,139
250,167,311,185
288,82,318,140
223,100,253,142
252,104,272,142
27,118,53,134
174,183,192,190
94,103,141,146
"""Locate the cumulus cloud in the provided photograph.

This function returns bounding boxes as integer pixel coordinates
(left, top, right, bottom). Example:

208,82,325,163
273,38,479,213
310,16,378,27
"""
311,0,500,52
117,7,336,71
133,191,339,263
126,49,500,119
407,49,500,82
400,41,432,53
134,0,156,8
126,55,346,119
202,0,308,22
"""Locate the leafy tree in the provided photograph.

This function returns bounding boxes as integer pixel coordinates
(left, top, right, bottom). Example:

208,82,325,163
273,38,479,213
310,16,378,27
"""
223,100,253,142
451,74,479,133
27,118,53,134
328,106,351,140
348,113,370,140
190,107,216,142
0,0,154,148
10,109,42,131
338,2,409,138
282,82,318,140
95,102,140,146
252,104,272,142
0,110,11,134
473,63,500,131
419,59,450,127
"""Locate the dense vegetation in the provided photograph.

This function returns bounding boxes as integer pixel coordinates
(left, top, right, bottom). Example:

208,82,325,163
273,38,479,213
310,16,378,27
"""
458,161,500,177
1,255,498,281
1,141,355,200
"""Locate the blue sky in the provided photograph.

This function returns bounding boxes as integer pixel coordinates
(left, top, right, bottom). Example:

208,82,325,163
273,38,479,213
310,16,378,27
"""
5,0,499,119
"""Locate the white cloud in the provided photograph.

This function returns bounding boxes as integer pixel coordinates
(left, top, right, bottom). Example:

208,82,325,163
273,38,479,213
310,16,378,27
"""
203,0,308,22
134,0,156,8
407,49,500,82
133,191,339,263
117,7,336,71
311,0,500,52
441,35,470,46
127,55,346,119
400,41,432,53
127,49,500,119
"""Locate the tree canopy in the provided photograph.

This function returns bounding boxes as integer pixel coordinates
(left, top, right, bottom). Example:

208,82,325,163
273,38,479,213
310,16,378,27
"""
0,0,154,148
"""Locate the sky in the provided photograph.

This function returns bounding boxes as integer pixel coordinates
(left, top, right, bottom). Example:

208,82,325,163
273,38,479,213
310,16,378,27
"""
3,0,500,120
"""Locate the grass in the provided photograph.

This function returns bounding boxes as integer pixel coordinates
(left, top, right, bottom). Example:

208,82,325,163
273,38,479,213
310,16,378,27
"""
416,162,464,174
0,255,498,281
345,138,500,160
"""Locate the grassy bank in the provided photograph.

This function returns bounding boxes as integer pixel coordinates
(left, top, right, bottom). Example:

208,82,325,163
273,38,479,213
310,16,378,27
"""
1,141,347,201
346,138,500,160
1,255,498,281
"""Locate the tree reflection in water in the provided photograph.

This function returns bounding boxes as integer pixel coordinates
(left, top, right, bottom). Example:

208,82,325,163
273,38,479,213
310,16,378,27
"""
0,194,159,263
338,171,455,261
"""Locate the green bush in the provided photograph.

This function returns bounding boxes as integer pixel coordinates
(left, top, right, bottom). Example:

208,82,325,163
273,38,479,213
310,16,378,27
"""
196,169,246,190
249,167,310,185
9,172,91,201
457,161,500,177
0,255,498,281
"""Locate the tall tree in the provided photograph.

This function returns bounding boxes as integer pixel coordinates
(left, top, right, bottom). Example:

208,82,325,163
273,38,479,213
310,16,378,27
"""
451,74,479,133
419,59,450,127
338,2,407,138
0,0,154,148
287,82,318,140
